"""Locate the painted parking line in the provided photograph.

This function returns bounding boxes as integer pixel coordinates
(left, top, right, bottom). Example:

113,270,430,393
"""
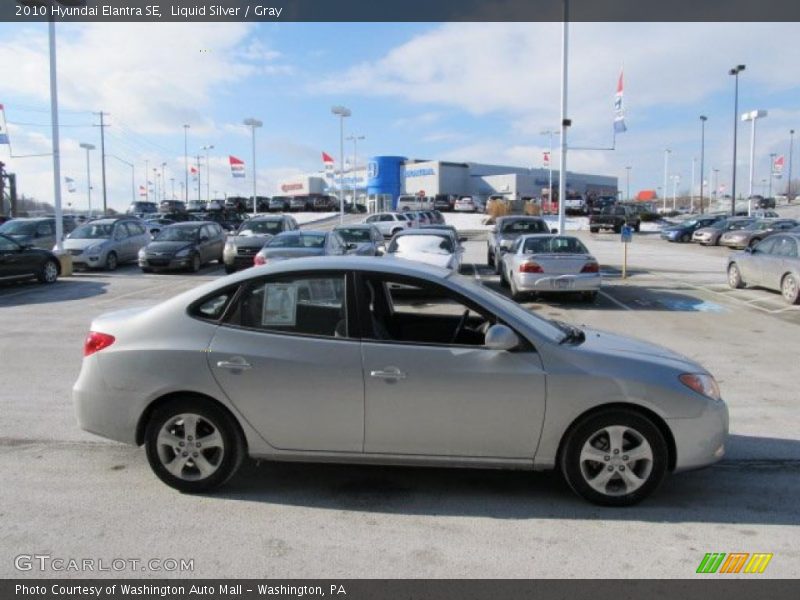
598,290,633,311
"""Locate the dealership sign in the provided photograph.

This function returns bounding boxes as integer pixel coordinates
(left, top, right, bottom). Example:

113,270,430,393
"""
405,168,436,178
281,182,306,193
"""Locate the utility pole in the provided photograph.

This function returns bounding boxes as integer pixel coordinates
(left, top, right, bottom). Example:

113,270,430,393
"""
196,155,202,201
769,153,776,198
183,124,190,203
788,129,795,202
93,111,109,214
699,115,707,214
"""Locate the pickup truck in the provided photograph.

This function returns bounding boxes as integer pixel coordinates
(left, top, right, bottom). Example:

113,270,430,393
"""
589,205,641,233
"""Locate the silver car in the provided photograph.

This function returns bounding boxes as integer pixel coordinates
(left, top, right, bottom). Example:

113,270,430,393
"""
74,257,728,506
62,218,150,270
253,230,354,266
333,224,387,256
727,233,800,304
223,215,298,274
363,212,411,238
386,229,463,271
500,235,601,302
487,216,552,274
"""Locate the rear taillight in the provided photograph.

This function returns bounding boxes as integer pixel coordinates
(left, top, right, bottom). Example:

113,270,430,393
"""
84,332,115,357
254,254,266,266
519,262,544,273
581,261,600,273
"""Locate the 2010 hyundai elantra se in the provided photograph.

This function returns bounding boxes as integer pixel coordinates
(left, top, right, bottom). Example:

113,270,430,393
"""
73,256,728,506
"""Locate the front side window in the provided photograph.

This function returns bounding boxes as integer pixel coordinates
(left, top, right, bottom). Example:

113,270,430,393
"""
36,221,55,236
238,220,284,236
228,274,348,338
155,226,199,242
0,235,20,252
754,237,777,254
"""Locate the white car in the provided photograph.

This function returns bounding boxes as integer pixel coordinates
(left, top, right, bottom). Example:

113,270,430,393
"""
454,197,478,213
386,229,463,271
363,212,412,238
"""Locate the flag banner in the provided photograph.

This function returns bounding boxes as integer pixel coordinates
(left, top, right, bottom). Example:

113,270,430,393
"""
323,151,335,180
0,103,9,145
64,177,76,193
543,151,550,168
773,155,785,178
229,155,246,178
138,185,147,197
614,68,627,133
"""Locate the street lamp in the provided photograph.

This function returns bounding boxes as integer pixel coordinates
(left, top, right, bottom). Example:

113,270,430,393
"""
699,115,707,214
243,118,263,216
201,145,214,202
183,124,190,202
672,174,680,211
625,166,631,201
346,134,364,208
769,152,777,198
662,149,671,214
789,129,795,202
79,142,95,217
331,106,351,224
742,108,767,216
729,64,746,216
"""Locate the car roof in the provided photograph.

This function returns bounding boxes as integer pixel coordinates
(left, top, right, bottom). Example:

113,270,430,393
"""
393,229,450,237
334,224,374,229
274,229,327,236
244,215,286,221
497,216,546,222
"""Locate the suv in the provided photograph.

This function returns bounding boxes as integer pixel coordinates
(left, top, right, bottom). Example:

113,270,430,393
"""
363,212,412,237
126,201,158,216
564,193,587,215
222,214,299,273
0,217,76,250
589,205,642,233
486,216,552,273
62,217,150,270
433,194,455,211
159,200,186,214
268,196,290,212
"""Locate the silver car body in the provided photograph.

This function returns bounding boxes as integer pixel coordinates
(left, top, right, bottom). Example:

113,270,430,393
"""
487,216,552,269
223,215,298,271
74,256,727,478
502,234,601,293
254,230,352,265
386,230,463,271
727,234,800,299
692,217,755,245
62,218,150,269
363,212,411,238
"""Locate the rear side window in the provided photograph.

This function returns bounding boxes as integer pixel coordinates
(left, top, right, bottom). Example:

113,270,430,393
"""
190,288,238,322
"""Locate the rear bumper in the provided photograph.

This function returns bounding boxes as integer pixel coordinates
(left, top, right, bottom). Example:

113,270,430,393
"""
515,272,601,292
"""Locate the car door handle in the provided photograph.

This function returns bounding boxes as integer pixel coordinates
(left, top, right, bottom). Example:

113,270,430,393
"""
370,367,407,380
216,358,252,370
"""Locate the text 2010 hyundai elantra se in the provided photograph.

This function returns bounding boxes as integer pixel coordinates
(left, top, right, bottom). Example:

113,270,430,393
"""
73,256,728,506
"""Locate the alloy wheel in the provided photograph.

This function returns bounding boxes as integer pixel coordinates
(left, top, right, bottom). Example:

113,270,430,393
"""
155,413,225,482
579,425,654,497
42,261,58,283
782,274,799,304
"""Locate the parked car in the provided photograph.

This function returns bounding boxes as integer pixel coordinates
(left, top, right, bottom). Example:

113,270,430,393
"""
363,212,411,238
0,233,60,284
420,223,465,243
185,200,207,213
206,199,225,211
138,222,225,273
73,255,728,506
126,201,158,216
397,195,433,212
312,195,337,212
192,210,244,232
63,218,150,270
268,196,290,212
751,209,780,219
749,195,776,209
589,196,616,215
0,217,76,250
429,210,446,225
223,215,299,274
143,218,176,238
660,215,724,243
454,196,478,213
487,216,552,274
385,229,463,271
692,217,755,246
564,193,587,216
727,233,800,304
159,200,186,214
226,196,251,212
254,230,354,266
719,218,798,249
433,194,455,212
333,224,387,256
500,234,601,302
589,205,641,234
287,196,311,212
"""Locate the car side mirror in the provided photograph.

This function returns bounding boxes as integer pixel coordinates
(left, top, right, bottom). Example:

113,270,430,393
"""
347,242,358,250
551,228,558,234
459,236,467,243
200,236,209,243
484,324,520,351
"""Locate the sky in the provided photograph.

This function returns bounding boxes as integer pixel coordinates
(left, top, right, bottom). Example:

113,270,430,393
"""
1,21,799,212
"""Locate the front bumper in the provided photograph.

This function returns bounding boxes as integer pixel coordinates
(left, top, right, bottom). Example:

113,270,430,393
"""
515,272,601,292
660,231,682,242
139,255,191,270
67,248,106,268
692,232,714,244
668,398,729,472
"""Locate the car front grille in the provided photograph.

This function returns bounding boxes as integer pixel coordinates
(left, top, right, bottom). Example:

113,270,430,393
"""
237,247,259,256
146,258,171,266
68,249,83,256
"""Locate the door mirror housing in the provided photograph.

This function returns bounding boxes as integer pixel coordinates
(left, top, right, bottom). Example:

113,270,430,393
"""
199,235,209,243
484,324,520,351
551,228,559,234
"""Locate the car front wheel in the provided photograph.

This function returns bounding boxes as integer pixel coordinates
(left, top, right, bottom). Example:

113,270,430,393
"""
38,259,59,283
782,273,800,304
105,252,118,271
560,409,668,506
728,263,745,289
144,399,245,493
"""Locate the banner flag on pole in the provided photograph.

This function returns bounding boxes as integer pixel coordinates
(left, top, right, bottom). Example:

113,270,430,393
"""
614,68,627,134
138,185,147,197
229,155,246,178
543,151,550,168
773,155,785,178
0,104,9,145
64,177,76,193
322,151,335,182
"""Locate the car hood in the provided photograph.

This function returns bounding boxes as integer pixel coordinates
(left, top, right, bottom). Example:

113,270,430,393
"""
261,247,326,260
63,237,109,250
577,327,700,371
145,241,194,254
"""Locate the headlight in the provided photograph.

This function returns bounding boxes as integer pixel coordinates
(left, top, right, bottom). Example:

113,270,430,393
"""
86,244,103,254
679,373,721,401
225,241,235,250
175,247,191,257
138,248,146,258
500,239,513,248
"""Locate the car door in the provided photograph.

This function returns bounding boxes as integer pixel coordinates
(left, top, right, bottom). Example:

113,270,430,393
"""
745,237,778,286
0,235,29,279
208,271,364,452
762,236,795,290
358,273,547,458
126,221,150,257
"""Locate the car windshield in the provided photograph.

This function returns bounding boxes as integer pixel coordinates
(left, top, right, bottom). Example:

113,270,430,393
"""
336,228,372,243
725,220,752,230
70,223,114,239
155,226,200,241
267,233,326,248
0,220,37,235
389,234,453,255
501,220,548,234
239,220,283,235
523,236,589,254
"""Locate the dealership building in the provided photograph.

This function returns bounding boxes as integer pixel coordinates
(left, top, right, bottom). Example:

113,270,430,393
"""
277,156,618,211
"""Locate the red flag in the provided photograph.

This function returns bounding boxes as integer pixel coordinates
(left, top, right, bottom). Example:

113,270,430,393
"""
229,155,244,166
322,151,334,164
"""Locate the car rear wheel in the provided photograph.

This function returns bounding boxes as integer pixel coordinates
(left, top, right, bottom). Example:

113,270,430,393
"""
38,259,59,283
224,264,236,275
560,409,668,506
509,275,525,301
589,227,599,233
680,233,691,243
781,274,800,304
105,252,118,271
728,263,745,289
144,399,245,493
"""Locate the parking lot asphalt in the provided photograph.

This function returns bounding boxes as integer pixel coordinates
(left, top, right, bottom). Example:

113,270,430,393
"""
1,218,798,578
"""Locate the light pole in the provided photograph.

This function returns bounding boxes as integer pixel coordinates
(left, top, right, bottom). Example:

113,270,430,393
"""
331,106,351,224
170,178,175,200
789,129,795,202
742,109,767,216
243,118,263,216
625,166,631,201
557,0,570,235
662,149,671,214
729,64,745,216
109,154,134,206
672,174,680,210
691,157,696,213
699,115,707,214
346,134,364,208
183,124,190,202
713,168,719,201
79,142,94,217
540,129,559,207
201,145,214,202
768,153,776,199
153,168,159,204
160,162,167,201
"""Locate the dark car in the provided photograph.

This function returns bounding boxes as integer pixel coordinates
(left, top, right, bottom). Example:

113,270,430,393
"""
138,222,225,273
312,195,337,212
223,214,299,273
487,216,552,273
185,200,207,212
333,224,387,256
268,196,290,212
0,233,61,284
589,205,642,234
660,215,724,243
433,194,456,212
126,201,158,216
0,216,76,250
242,196,270,212
589,196,617,215
159,200,186,214
190,209,244,232
253,230,355,266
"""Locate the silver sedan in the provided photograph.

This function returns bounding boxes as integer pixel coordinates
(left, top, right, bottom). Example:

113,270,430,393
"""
727,233,800,304
500,234,601,301
73,256,727,506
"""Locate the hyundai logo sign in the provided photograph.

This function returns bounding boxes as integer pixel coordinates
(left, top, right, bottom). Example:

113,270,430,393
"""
367,161,379,179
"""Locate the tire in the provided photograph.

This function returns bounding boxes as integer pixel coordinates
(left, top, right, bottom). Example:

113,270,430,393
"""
634,222,641,233
582,290,598,302
748,237,761,248
105,252,118,271
559,409,668,506
144,398,245,493
141,267,153,274
499,264,509,287
589,227,599,234
189,253,201,273
781,273,800,305
38,259,59,283
224,264,236,275
509,275,524,301
727,263,745,289
680,233,690,243
493,253,503,275
486,248,493,268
